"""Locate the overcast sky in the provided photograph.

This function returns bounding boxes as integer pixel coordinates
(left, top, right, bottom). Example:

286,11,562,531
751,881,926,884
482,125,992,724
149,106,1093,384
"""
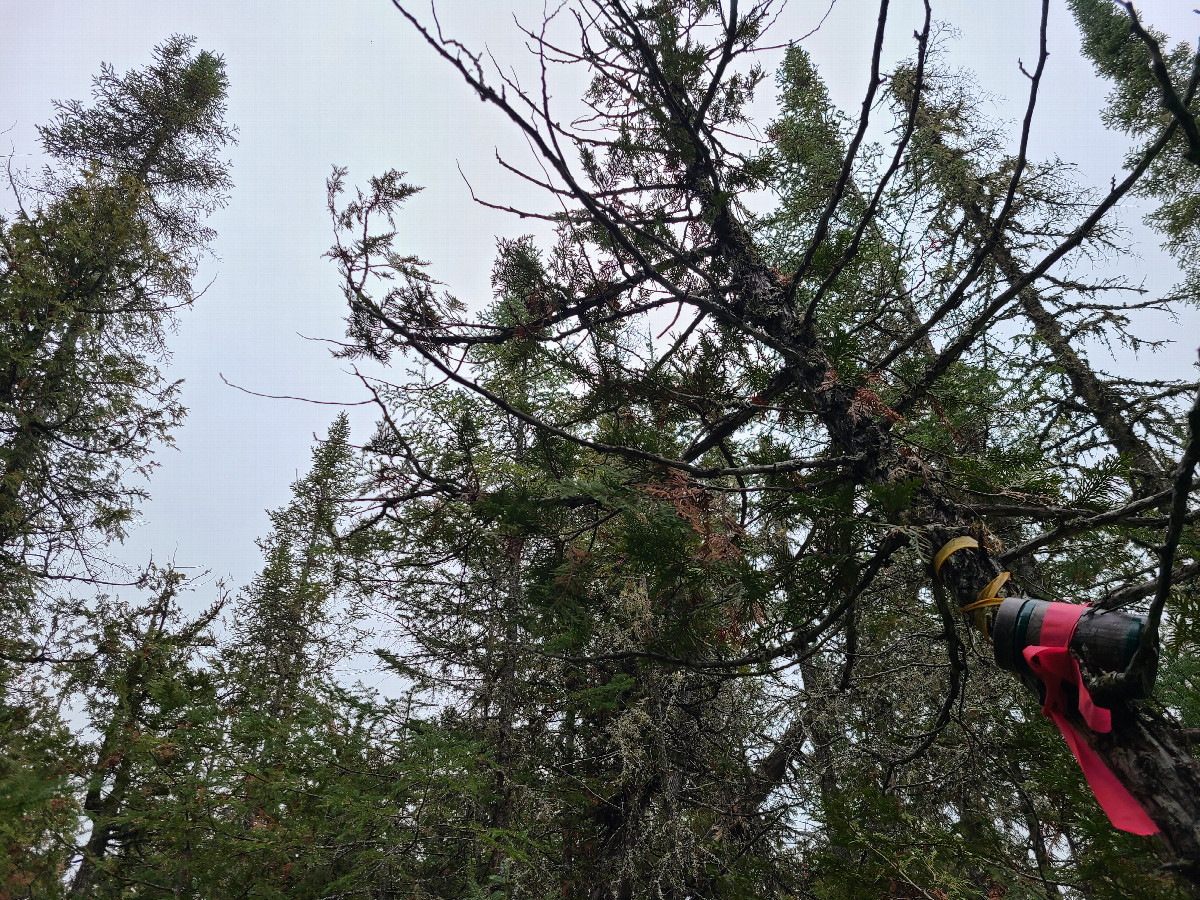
3,0,1198,600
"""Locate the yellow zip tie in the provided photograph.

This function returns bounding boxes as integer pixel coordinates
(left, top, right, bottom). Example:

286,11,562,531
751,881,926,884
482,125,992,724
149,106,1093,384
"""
975,571,1010,605
933,535,979,578
934,538,1009,640
960,596,1005,613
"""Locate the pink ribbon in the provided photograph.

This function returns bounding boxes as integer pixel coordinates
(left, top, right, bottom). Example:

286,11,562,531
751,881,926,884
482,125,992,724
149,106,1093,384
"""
1021,602,1158,835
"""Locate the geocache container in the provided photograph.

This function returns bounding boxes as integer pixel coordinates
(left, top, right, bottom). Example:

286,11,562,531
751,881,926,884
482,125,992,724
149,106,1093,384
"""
991,597,1156,699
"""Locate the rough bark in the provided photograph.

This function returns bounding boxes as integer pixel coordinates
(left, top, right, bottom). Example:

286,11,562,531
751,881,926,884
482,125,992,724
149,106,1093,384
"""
1076,704,1200,889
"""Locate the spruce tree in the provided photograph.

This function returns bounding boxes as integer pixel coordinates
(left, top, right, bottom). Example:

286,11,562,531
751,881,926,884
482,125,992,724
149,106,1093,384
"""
0,35,234,601
325,1,1200,896
0,37,234,899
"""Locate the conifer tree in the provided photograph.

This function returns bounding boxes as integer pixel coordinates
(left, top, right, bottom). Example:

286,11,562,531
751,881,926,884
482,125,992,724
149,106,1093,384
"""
30,421,449,899
228,413,360,716
160,418,456,899
0,38,234,900
0,35,234,603
327,1,1200,896
61,570,222,898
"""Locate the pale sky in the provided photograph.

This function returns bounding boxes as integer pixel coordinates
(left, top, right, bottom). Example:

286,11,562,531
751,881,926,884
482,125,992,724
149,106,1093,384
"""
3,0,1198,599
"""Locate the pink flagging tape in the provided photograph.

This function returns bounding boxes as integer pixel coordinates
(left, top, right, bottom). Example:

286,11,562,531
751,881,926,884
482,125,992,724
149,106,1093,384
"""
1022,602,1158,836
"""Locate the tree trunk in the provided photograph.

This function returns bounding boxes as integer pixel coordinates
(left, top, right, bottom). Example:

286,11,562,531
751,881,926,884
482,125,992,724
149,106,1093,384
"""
1080,704,1200,886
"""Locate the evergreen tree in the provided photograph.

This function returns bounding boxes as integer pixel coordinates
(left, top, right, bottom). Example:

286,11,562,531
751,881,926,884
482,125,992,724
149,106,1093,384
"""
60,570,222,898
228,413,361,716
0,35,234,603
7,5,1200,900
27,420,451,899
325,1,1200,896
0,37,234,900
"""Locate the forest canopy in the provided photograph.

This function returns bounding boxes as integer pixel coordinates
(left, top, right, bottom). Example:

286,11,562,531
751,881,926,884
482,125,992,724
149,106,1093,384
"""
3,2,1200,899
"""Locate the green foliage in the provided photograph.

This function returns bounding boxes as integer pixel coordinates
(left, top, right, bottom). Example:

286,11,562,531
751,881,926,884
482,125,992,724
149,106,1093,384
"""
305,2,1200,894
227,414,364,709
1069,0,1200,300
0,671,77,896
0,35,235,602
8,4,1200,900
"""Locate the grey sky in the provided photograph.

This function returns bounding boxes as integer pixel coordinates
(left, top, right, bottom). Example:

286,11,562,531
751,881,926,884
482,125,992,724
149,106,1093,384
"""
3,1,1198,598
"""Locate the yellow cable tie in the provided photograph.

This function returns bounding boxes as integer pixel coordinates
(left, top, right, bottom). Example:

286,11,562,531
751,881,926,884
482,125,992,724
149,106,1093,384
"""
933,536,979,578
960,596,1005,614
975,571,1010,606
